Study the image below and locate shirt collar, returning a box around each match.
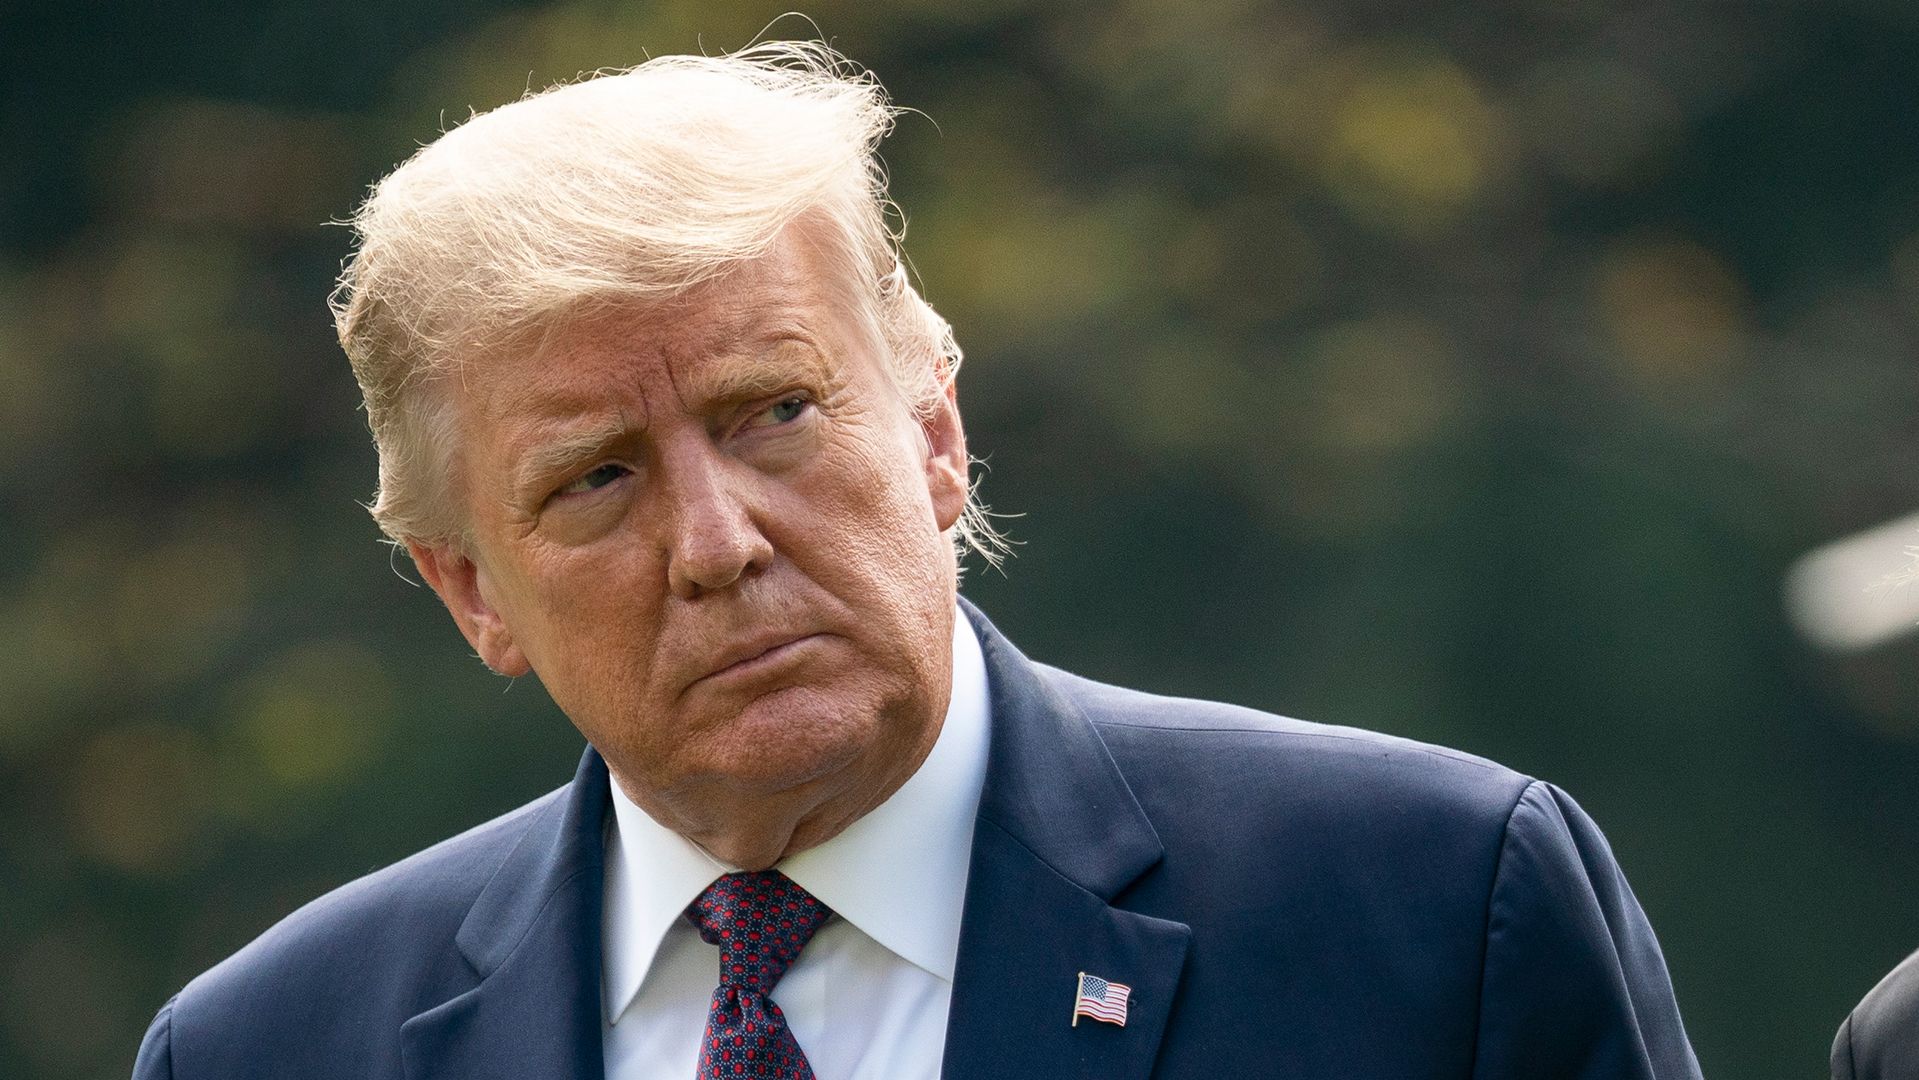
[601,607,992,1025]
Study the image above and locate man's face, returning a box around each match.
[411,226,970,859]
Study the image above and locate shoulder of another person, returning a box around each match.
[1836,947,1919,1080]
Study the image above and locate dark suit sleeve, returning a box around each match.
[132,997,177,1080]
[1832,1013,1858,1080]
[1470,781,1701,1080]
[1830,947,1919,1080]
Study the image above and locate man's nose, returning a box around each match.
[661,449,774,600]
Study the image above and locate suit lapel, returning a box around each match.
[401,749,610,1080]
[943,602,1191,1080]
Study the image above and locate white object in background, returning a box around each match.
[1785,511,1919,652]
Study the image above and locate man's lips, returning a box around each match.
[689,633,828,690]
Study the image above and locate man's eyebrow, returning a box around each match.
[511,413,633,494]
[693,337,835,404]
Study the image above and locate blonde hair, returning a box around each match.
[331,41,1002,563]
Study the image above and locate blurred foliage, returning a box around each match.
[5,1,1919,1077]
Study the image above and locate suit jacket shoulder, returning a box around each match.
[1044,662,1535,917]
[1047,661,1529,827]
[142,787,570,1080]
[1024,661,1699,1080]
[1835,947,1919,1080]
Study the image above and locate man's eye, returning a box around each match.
[748,396,809,427]
[558,463,627,496]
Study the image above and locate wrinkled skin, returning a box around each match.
[410,225,969,869]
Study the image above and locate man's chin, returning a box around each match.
[688,687,891,794]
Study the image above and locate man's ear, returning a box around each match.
[407,541,531,677]
[920,378,969,533]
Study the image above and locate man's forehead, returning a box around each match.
[475,255,853,423]
[479,315,840,421]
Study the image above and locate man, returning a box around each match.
[134,42,1701,1079]
[1834,948,1919,1079]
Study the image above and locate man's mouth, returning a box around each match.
[691,632,829,689]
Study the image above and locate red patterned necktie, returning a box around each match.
[686,870,833,1080]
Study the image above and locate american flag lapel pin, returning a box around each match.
[1072,970,1132,1028]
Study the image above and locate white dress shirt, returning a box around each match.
[601,610,992,1080]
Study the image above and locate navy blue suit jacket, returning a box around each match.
[134,602,1701,1078]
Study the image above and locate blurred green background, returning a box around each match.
[6,1,1919,1077]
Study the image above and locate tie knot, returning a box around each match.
[686,870,832,995]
